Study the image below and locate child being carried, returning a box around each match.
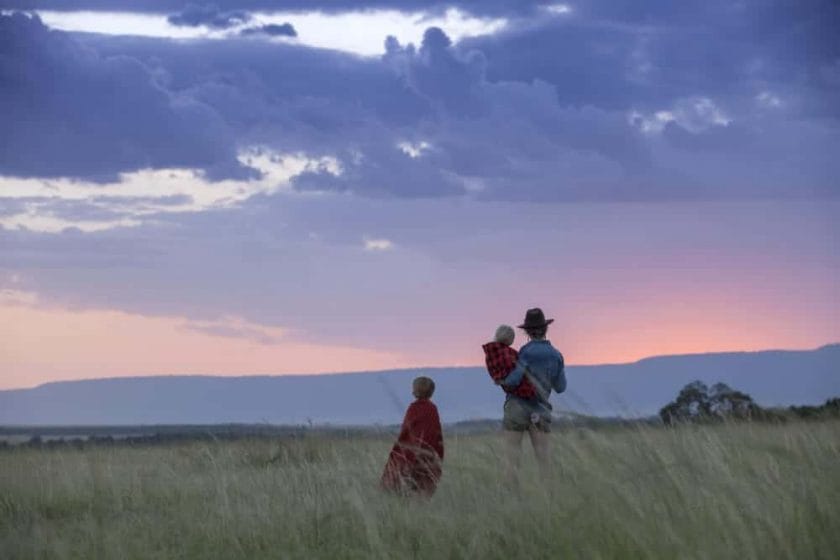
[482,325,537,400]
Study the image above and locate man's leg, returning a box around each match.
[527,427,551,476]
[502,429,524,487]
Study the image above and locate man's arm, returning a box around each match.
[552,353,567,394]
[501,358,528,388]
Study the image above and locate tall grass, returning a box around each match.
[1,421,838,559]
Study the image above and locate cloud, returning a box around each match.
[239,22,297,38]
[0,0,548,17]
[33,7,509,56]
[465,0,840,118]
[182,316,287,345]
[363,237,394,251]
[630,97,730,135]
[273,26,651,200]
[0,13,255,181]
[755,92,783,109]
[396,140,432,158]
[0,149,338,232]
[167,3,251,29]
[0,288,39,306]
[291,140,465,198]
[2,2,839,207]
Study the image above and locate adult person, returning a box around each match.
[500,308,566,479]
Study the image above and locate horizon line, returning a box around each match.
[5,341,837,392]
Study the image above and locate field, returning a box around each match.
[1,421,839,559]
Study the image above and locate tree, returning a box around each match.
[709,383,760,419]
[789,397,840,419]
[659,381,712,424]
[659,381,760,424]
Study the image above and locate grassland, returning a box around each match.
[1,420,838,559]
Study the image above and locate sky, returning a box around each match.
[0,0,838,389]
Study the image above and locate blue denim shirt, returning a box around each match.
[501,339,566,405]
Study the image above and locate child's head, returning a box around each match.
[412,376,436,399]
[494,324,515,346]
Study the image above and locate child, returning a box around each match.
[482,325,537,400]
[380,376,444,497]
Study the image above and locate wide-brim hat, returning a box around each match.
[518,307,554,329]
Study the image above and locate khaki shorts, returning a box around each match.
[503,398,551,433]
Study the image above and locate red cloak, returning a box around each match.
[380,398,444,496]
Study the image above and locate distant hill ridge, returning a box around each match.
[628,343,840,365]
[25,343,840,389]
[1,345,837,426]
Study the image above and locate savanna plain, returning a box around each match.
[1,421,838,560]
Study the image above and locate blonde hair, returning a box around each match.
[412,376,436,399]
[494,324,515,346]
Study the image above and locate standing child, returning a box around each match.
[482,325,537,400]
[380,376,444,497]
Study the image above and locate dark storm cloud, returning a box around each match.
[464,0,840,117]
[0,13,256,182]
[239,22,297,37]
[167,3,250,29]
[0,0,546,16]
[2,0,839,200]
[80,30,432,136]
[261,25,650,200]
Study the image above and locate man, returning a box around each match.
[500,308,566,479]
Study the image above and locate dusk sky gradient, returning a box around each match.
[1,0,838,389]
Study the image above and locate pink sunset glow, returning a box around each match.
[3,267,837,390]
[0,297,411,390]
